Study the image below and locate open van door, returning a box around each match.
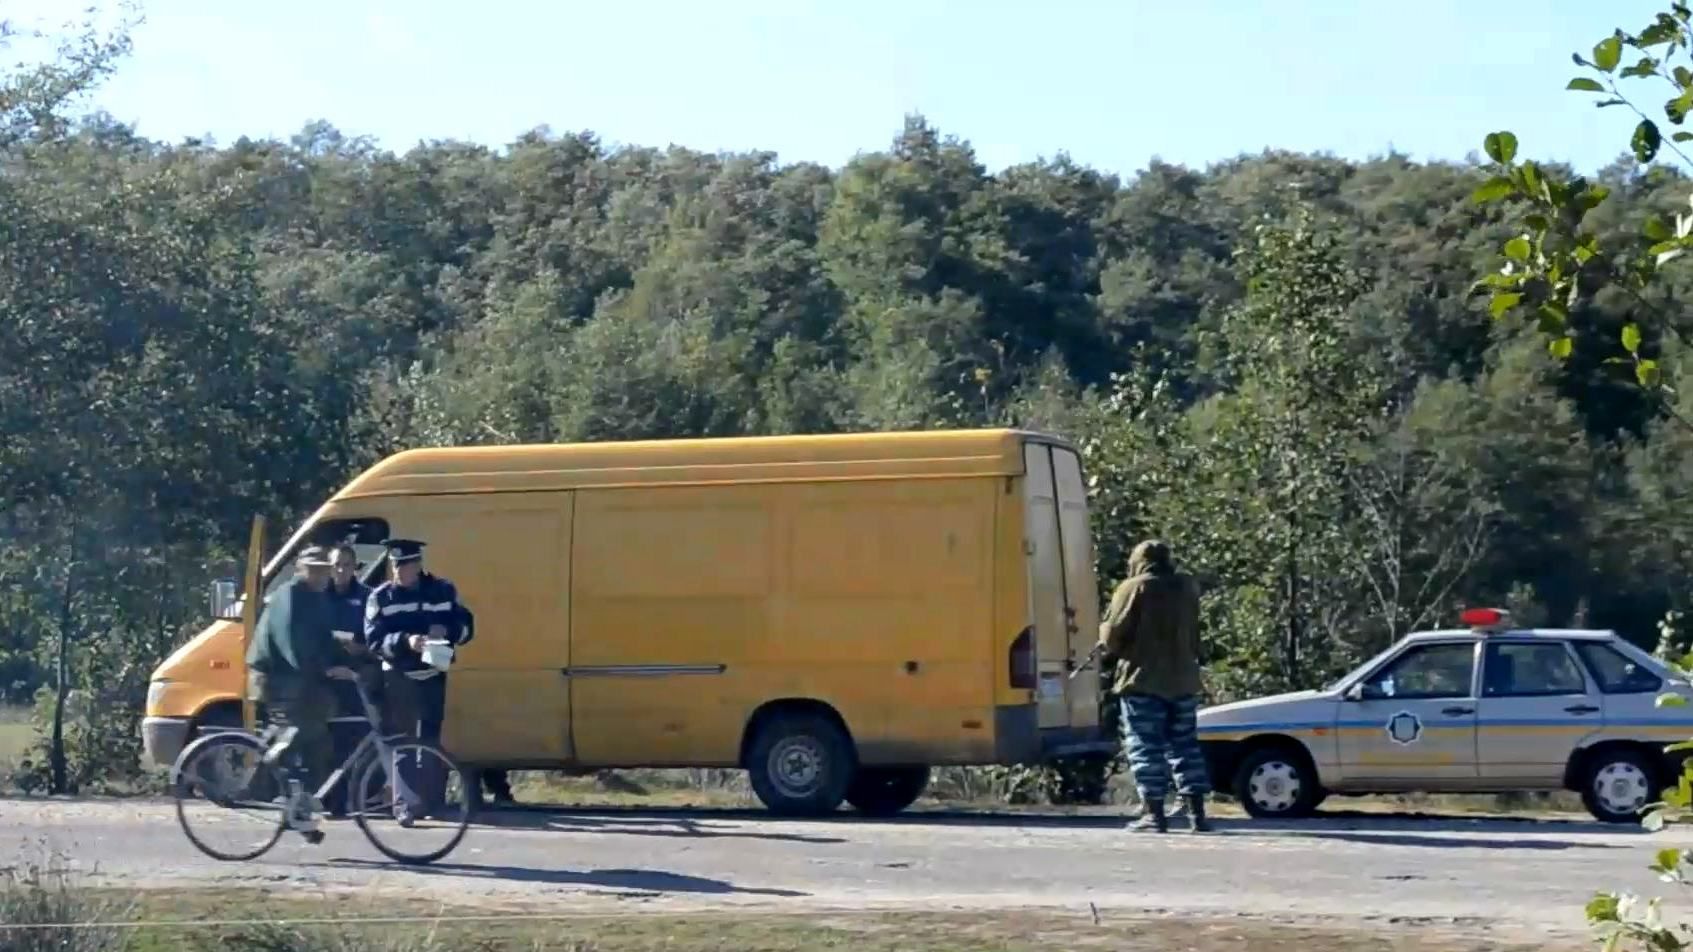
[1022,441,1100,732]
[239,514,266,731]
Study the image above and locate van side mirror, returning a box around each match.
[210,578,241,620]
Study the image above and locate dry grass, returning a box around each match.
[0,886,1576,952]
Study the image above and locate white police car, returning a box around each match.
[1196,609,1693,823]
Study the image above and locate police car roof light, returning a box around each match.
[1459,607,1510,630]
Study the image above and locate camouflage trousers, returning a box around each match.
[1119,693,1210,802]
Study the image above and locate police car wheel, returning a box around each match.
[747,712,854,817]
[1581,749,1660,824]
[1233,746,1320,819]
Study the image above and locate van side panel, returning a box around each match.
[361,493,576,766]
[782,477,997,765]
[569,477,999,768]
[570,485,774,765]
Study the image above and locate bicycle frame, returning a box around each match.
[306,672,401,804]
[173,664,474,866]
[173,668,406,809]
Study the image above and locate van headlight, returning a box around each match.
[145,680,170,715]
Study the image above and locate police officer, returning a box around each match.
[323,543,373,817]
[363,537,467,825]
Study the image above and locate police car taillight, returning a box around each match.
[1460,607,1510,630]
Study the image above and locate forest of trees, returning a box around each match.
[7,8,1693,793]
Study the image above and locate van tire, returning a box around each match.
[746,712,854,817]
[845,766,930,816]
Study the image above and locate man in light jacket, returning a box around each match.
[1098,539,1210,834]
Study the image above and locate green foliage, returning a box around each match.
[1474,6,1693,411]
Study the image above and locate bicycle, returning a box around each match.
[170,666,473,865]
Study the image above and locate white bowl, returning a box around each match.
[421,640,454,671]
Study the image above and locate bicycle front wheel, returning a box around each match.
[172,731,289,862]
[352,736,473,865]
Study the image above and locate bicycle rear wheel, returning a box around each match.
[352,736,473,865]
[172,731,288,861]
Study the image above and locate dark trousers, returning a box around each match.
[378,669,515,807]
[382,669,448,814]
[256,676,334,800]
[480,768,513,800]
[323,665,382,814]
[324,719,368,814]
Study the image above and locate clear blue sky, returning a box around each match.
[13,0,1672,175]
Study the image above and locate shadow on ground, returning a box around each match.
[473,811,846,844]
[1267,830,1620,851]
[470,801,1641,835]
[327,857,807,897]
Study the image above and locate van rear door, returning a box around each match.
[1051,446,1101,729]
[1022,441,1099,730]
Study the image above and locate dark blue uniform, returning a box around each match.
[364,567,465,819]
[364,571,464,733]
[363,538,512,809]
[328,578,374,708]
[365,573,463,671]
[324,577,372,815]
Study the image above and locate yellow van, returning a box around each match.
[143,428,1105,816]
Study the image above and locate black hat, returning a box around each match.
[296,545,331,567]
[381,538,427,564]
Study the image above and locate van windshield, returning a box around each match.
[259,516,392,603]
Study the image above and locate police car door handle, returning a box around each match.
[1441,705,1474,716]
[1564,704,1600,715]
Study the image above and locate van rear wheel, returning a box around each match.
[846,766,930,816]
[746,712,854,817]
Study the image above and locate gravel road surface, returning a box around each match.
[5,798,1687,941]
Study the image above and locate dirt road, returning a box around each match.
[4,798,1686,942]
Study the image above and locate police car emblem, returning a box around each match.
[1386,711,1423,745]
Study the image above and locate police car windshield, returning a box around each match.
[1325,641,1406,692]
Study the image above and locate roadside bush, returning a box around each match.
[928,756,1122,807]
[206,922,478,952]
[0,854,138,952]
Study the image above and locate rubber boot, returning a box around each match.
[1128,798,1168,833]
[1185,794,1212,833]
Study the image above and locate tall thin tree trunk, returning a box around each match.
[1285,544,1301,688]
[50,554,75,796]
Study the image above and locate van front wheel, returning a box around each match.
[747,713,854,817]
[846,766,930,816]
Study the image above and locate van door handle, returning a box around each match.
[1565,704,1600,715]
[1442,705,1474,717]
